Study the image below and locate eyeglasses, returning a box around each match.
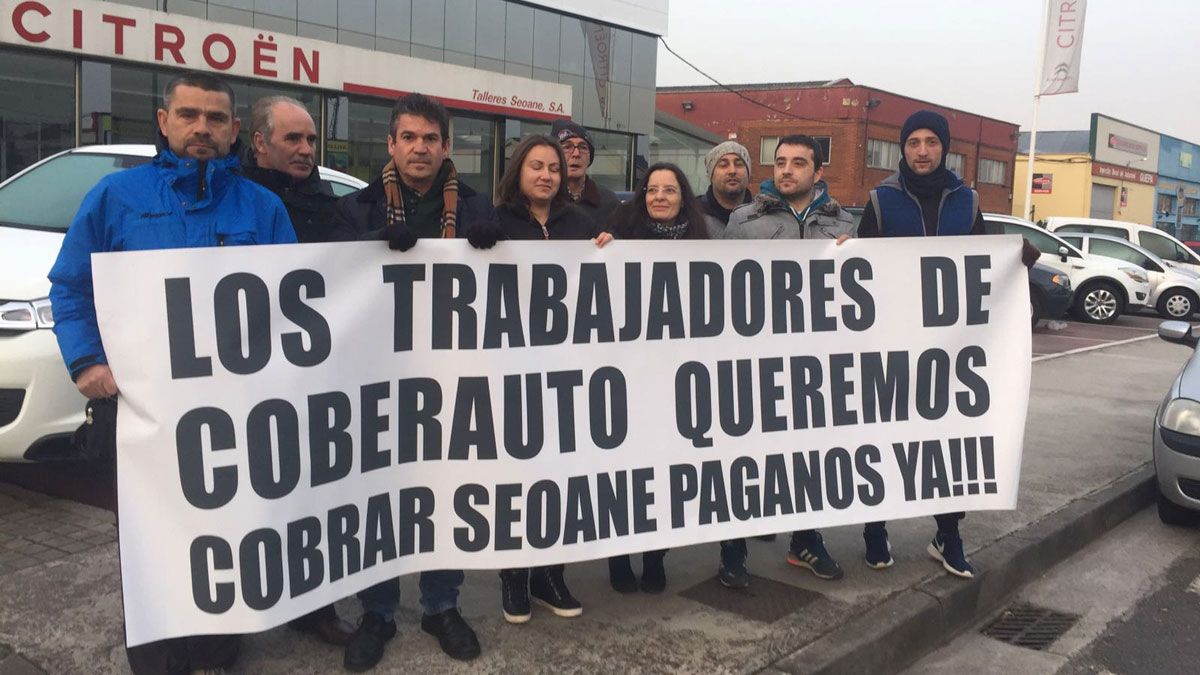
[561,142,590,155]
[644,186,680,197]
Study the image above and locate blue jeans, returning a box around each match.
[357,569,464,620]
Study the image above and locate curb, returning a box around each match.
[766,464,1156,675]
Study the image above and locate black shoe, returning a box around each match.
[343,611,396,672]
[608,556,638,594]
[530,566,583,617]
[288,604,354,646]
[640,552,667,594]
[499,569,531,623]
[718,558,751,589]
[420,608,481,661]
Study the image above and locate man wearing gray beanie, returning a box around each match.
[697,140,753,237]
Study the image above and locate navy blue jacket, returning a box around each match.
[48,143,295,378]
[330,172,494,242]
[863,172,981,238]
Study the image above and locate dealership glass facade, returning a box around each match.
[2,0,661,194]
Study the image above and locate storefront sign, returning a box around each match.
[1092,114,1160,172]
[1108,133,1149,157]
[1032,173,1053,194]
[91,237,1031,646]
[1092,162,1157,185]
[0,0,571,121]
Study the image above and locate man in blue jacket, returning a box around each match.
[48,71,294,674]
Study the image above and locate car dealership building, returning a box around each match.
[0,0,667,196]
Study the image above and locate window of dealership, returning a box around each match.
[0,0,661,194]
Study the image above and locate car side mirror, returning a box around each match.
[1058,245,1069,263]
[1159,320,1199,348]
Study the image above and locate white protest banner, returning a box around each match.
[91,236,1031,646]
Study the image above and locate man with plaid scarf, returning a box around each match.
[331,93,492,671]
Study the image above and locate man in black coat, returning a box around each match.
[552,119,622,228]
[330,93,489,672]
[696,140,753,237]
[332,96,492,248]
[243,96,341,244]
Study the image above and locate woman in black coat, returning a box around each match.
[603,162,708,594]
[466,134,611,625]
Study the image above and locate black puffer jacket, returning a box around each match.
[492,202,600,241]
[241,159,340,243]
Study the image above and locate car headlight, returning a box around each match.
[1161,398,1200,436]
[0,298,54,331]
[1050,273,1071,290]
[1120,267,1149,284]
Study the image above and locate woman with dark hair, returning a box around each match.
[606,162,709,243]
[603,162,707,595]
[467,134,613,245]
[466,134,610,625]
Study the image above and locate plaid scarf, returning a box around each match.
[382,158,459,239]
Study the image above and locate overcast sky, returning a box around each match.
[655,0,1200,142]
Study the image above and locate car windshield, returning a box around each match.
[0,153,149,232]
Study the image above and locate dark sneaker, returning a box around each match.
[420,608,481,661]
[499,569,531,624]
[608,556,638,594]
[928,532,974,578]
[530,566,583,617]
[863,526,895,570]
[718,558,751,589]
[787,533,845,580]
[640,552,667,594]
[343,611,397,672]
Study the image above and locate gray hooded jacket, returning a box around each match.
[723,180,857,240]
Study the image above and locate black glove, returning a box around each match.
[383,224,418,251]
[467,220,504,249]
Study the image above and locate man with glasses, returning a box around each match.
[551,120,621,228]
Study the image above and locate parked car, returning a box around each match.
[1056,233,1200,320]
[982,214,1151,324]
[1044,216,1200,276]
[0,144,366,462]
[1152,320,1200,525]
[1028,262,1072,328]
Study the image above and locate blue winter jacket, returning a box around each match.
[868,172,978,237]
[48,143,296,379]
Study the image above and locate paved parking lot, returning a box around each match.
[1032,310,1186,359]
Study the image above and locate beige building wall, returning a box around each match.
[1013,153,1092,220]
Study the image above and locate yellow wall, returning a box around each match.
[1014,153,1157,224]
[1013,153,1092,220]
[1091,177,1156,225]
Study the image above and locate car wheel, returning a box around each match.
[1030,287,1043,329]
[1157,489,1200,526]
[1156,288,1198,319]
[1073,281,1124,324]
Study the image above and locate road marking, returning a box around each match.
[1188,574,1200,596]
[1032,334,1158,362]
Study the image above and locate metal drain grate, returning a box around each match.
[678,574,821,623]
[980,603,1080,650]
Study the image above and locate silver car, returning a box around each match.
[1153,320,1200,525]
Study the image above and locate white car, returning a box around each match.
[1044,216,1200,276]
[1056,232,1200,320]
[0,144,366,462]
[983,214,1151,324]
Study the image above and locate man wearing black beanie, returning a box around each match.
[856,109,1036,579]
[551,119,622,228]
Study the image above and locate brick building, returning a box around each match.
[656,79,1019,212]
